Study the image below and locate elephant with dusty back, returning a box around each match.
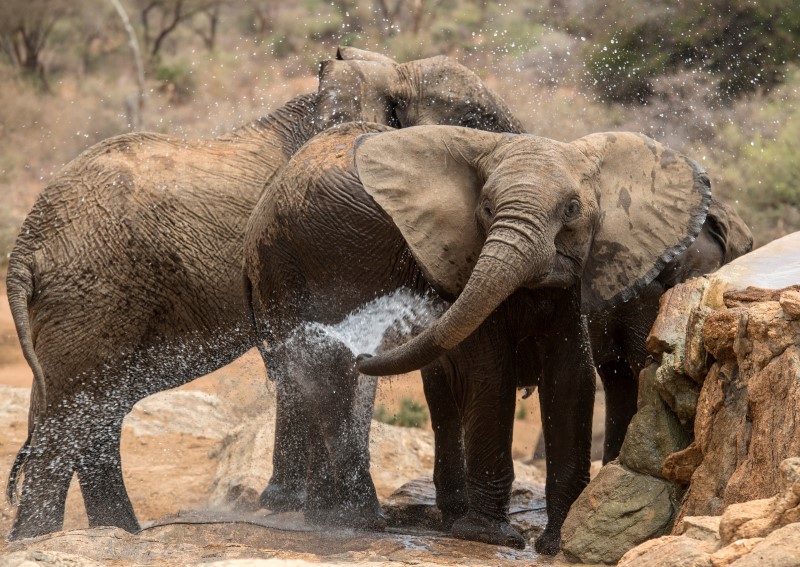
[4,47,523,540]
[243,122,711,552]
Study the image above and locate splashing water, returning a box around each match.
[303,289,445,356]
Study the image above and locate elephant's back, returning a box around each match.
[11,132,262,390]
[245,122,428,326]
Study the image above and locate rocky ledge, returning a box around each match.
[560,231,800,564]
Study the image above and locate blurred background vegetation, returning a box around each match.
[1,0,799,265]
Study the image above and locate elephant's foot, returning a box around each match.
[260,481,306,512]
[86,503,141,533]
[8,511,62,541]
[533,526,561,555]
[451,512,525,550]
[440,509,466,530]
[439,499,468,530]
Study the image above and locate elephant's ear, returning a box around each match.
[336,46,397,64]
[317,59,400,126]
[354,125,508,299]
[573,132,712,311]
[706,198,754,262]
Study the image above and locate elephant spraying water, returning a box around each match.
[4,47,523,540]
[243,122,711,552]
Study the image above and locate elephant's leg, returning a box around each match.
[261,377,309,512]
[303,418,338,525]
[421,362,468,529]
[8,416,75,540]
[326,370,384,530]
[597,358,638,464]
[76,414,139,531]
[450,351,523,549]
[289,332,383,530]
[535,295,595,555]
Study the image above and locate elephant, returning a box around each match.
[4,46,523,540]
[586,197,753,462]
[242,122,711,552]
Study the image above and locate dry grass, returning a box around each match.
[1,4,799,263]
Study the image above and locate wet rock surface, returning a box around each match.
[0,376,554,566]
[2,512,555,567]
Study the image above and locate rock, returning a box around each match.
[2,517,544,567]
[368,421,436,498]
[560,461,678,564]
[709,538,763,567]
[725,522,800,567]
[684,304,715,382]
[676,515,721,544]
[682,339,800,517]
[722,286,788,307]
[654,364,701,429]
[208,413,277,511]
[646,279,706,359]
[718,458,800,545]
[616,535,714,567]
[124,390,234,439]
[779,288,800,319]
[619,363,690,477]
[701,308,742,362]
[719,498,775,544]
[0,385,29,425]
[680,361,747,518]
[663,442,703,486]
[700,232,800,309]
[0,550,106,567]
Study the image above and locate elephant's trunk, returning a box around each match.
[357,227,549,376]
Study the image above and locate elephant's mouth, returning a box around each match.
[526,252,580,289]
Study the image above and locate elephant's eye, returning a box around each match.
[481,202,494,219]
[564,198,582,220]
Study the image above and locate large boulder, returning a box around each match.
[560,461,678,564]
[680,289,800,518]
[561,232,800,564]
[618,457,800,567]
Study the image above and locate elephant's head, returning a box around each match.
[353,126,711,376]
[316,49,523,134]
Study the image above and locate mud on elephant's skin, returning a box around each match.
[4,46,522,541]
[243,122,711,553]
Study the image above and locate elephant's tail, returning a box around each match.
[6,251,45,505]
[6,252,47,409]
[6,433,31,505]
[242,271,271,375]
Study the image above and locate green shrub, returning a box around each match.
[704,74,800,245]
[584,0,800,103]
[374,398,429,428]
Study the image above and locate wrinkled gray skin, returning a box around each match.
[5,46,522,541]
[244,123,710,552]
[586,198,753,462]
